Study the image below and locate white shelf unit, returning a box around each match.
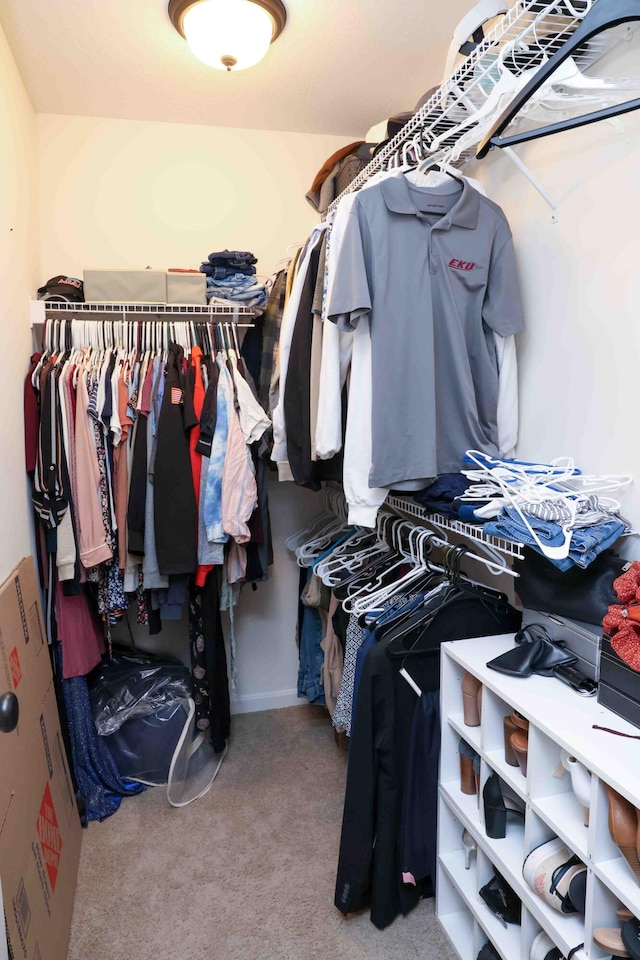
[438,634,640,960]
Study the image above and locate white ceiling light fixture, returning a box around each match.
[168,0,287,71]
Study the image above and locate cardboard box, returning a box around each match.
[0,558,82,960]
[83,269,167,303]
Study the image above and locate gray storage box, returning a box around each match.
[83,269,167,303]
[521,608,601,681]
[166,272,207,306]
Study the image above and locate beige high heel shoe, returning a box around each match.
[461,672,482,726]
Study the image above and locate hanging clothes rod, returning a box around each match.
[40,317,255,327]
[36,314,253,353]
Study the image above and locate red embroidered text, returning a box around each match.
[448,259,476,271]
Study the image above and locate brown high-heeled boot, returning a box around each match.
[461,672,482,726]
[510,729,528,777]
[503,715,519,766]
[604,783,640,883]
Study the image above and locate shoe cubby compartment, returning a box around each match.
[482,687,528,801]
[591,775,640,919]
[442,656,483,753]
[528,727,591,862]
[479,762,526,886]
[520,810,587,958]
[441,720,483,828]
[436,867,477,960]
[439,794,478,903]
[475,848,523,960]
[525,916,566,960]
[587,874,632,960]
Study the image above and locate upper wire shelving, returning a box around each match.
[327,0,613,216]
[30,298,254,318]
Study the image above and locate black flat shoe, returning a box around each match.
[477,943,501,960]
[483,772,525,839]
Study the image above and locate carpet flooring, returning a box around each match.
[68,705,457,960]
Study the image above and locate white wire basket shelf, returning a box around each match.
[32,298,254,317]
[385,494,525,561]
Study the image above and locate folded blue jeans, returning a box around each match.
[207,273,262,290]
[207,251,257,269]
[483,507,625,570]
[200,263,256,279]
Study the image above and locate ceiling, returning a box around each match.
[0,0,472,136]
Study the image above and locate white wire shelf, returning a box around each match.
[322,484,524,561]
[32,298,255,317]
[385,494,525,560]
[327,0,613,214]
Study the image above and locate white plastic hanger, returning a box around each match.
[341,516,412,612]
[441,0,509,87]
[285,510,335,552]
[460,450,631,560]
[349,524,436,616]
[314,508,399,584]
[295,515,349,568]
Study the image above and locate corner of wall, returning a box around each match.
[0,21,40,581]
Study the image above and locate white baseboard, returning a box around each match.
[230,688,303,715]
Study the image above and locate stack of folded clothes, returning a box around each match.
[199,250,269,312]
[412,454,631,571]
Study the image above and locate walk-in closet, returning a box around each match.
[2,1,640,959]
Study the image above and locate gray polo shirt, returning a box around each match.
[326,173,525,488]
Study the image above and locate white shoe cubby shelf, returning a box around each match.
[438,634,640,960]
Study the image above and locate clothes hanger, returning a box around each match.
[313,530,387,585]
[381,580,463,658]
[364,550,447,634]
[441,0,509,87]
[340,518,413,611]
[309,527,361,573]
[349,523,438,616]
[434,40,551,158]
[328,514,409,599]
[461,451,578,560]
[294,515,350,567]
[285,509,336,552]
[383,546,511,659]
[461,450,631,502]
[476,0,640,157]
[421,515,517,578]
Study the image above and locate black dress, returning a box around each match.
[154,343,198,575]
[335,593,521,929]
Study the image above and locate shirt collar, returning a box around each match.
[379,172,480,229]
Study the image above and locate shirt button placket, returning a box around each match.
[428,229,437,276]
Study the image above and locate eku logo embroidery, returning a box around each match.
[449,258,476,271]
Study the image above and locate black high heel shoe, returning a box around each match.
[483,772,525,839]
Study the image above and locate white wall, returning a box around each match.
[36,113,350,280]
[473,98,640,540]
[35,113,352,711]
[0,22,38,584]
